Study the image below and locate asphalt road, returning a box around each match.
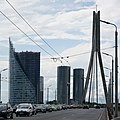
[0,108,105,120]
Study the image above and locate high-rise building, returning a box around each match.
[73,68,84,104]
[9,39,40,105]
[40,76,44,104]
[57,66,70,104]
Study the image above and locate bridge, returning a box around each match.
[0,108,108,120]
[81,10,118,120]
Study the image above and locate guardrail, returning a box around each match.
[98,108,108,120]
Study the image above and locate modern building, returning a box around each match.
[57,66,70,104]
[39,76,44,104]
[9,39,40,105]
[73,68,84,104]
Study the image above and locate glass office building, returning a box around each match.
[9,40,40,105]
[57,66,70,104]
[73,68,84,104]
[40,76,44,104]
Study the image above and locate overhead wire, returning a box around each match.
[0,11,53,57]
[42,46,114,60]
[0,11,65,66]
[4,0,114,68]
[5,0,70,66]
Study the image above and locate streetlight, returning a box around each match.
[47,84,52,103]
[55,88,57,101]
[103,52,114,110]
[104,66,114,116]
[67,82,70,105]
[100,20,118,117]
[0,68,8,102]
[104,67,112,94]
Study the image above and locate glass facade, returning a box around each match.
[73,68,84,104]
[40,76,44,104]
[9,40,40,105]
[57,66,70,104]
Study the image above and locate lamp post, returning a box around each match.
[55,89,57,101]
[0,68,8,102]
[100,20,118,117]
[104,66,112,100]
[103,52,114,110]
[104,66,114,117]
[47,84,52,103]
[67,82,70,105]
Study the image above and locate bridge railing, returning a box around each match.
[98,108,108,120]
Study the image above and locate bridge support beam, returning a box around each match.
[82,11,112,119]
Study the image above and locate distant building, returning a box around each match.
[9,39,40,105]
[57,66,70,104]
[73,68,84,104]
[40,76,44,104]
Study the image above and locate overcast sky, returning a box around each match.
[0,0,120,103]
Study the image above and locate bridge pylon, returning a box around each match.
[82,11,112,119]
[82,11,107,103]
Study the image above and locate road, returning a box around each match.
[0,108,105,120]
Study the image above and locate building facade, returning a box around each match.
[40,76,44,104]
[57,66,70,104]
[73,68,84,104]
[9,40,40,105]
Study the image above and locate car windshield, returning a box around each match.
[0,104,7,108]
[18,105,30,109]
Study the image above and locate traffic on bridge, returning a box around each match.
[0,104,106,120]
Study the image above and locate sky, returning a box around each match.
[0,0,120,103]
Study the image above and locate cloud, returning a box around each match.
[0,0,119,102]
[75,0,96,3]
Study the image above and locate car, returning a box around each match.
[51,104,57,111]
[83,105,89,109]
[45,104,52,112]
[13,104,18,113]
[34,104,46,113]
[56,104,62,111]
[77,104,83,109]
[0,103,13,119]
[32,105,37,115]
[94,105,100,109]
[62,104,67,110]
[15,103,34,117]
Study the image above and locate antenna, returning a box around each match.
[96,4,98,12]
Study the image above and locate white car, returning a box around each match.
[15,103,33,117]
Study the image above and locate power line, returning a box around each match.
[6,0,57,54]
[64,46,114,58]
[4,1,114,68]
[43,75,74,78]
[6,0,70,66]
[0,11,53,57]
[0,11,65,66]
[42,46,114,60]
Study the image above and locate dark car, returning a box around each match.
[94,105,100,109]
[83,105,89,109]
[45,104,52,112]
[13,104,18,113]
[62,104,67,110]
[0,103,13,119]
[34,104,46,113]
[32,105,37,115]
